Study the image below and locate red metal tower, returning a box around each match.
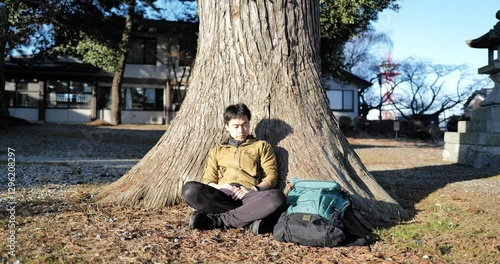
[377,53,400,120]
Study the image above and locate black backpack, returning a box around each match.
[272,179,351,247]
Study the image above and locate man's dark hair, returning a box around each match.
[224,103,251,124]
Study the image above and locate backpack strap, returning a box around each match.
[343,235,372,251]
[340,193,375,250]
[345,194,373,233]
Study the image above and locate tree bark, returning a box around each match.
[96,0,408,230]
[109,1,135,126]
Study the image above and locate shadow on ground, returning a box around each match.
[349,136,499,224]
[371,163,499,219]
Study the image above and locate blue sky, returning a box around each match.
[372,0,499,72]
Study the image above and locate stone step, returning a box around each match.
[444,131,500,146]
[458,120,500,133]
[443,142,500,168]
[471,105,500,120]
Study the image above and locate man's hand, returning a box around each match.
[231,186,254,200]
[214,183,239,196]
[209,183,256,200]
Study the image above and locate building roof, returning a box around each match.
[466,10,500,49]
[464,88,492,107]
[5,19,198,82]
[326,68,372,88]
[5,56,109,82]
[134,19,198,35]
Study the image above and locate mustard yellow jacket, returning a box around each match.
[201,137,278,188]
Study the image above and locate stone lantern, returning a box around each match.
[442,10,500,168]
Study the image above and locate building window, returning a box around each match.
[171,85,187,111]
[47,80,92,109]
[97,87,111,110]
[5,79,39,108]
[179,35,197,66]
[127,38,157,65]
[327,89,354,111]
[121,87,163,111]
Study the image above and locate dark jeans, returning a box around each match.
[182,181,286,229]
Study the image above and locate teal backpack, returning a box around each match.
[273,179,351,247]
[287,179,351,219]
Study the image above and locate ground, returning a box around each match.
[0,123,498,263]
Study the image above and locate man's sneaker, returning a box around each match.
[188,211,222,230]
[248,219,265,235]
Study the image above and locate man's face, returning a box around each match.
[225,116,249,141]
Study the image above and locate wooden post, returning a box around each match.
[90,83,97,121]
[164,80,171,124]
[38,80,45,121]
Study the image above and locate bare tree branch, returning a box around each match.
[389,58,485,122]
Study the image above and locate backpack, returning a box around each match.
[273,179,351,247]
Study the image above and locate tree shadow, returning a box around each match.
[0,196,87,218]
[255,119,293,191]
[371,163,500,219]
[342,138,500,237]
[350,140,440,150]
[340,162,499,239]
[350,144,400,149]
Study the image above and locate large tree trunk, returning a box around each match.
[96,0,408,230]
[109,1,135,126]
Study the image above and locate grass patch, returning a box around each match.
[376,213,457,254]
[376,189,499,263]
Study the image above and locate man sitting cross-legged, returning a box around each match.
[181,103,286,234]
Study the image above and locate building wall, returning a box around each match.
[8,108,38,122]
[124,35,192,82]
[8,108,93,123]
[6,29,190,125]
[98,109,165,124]
[124,64,169,80]
[46,109,92,123]
[323,76,360,124]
